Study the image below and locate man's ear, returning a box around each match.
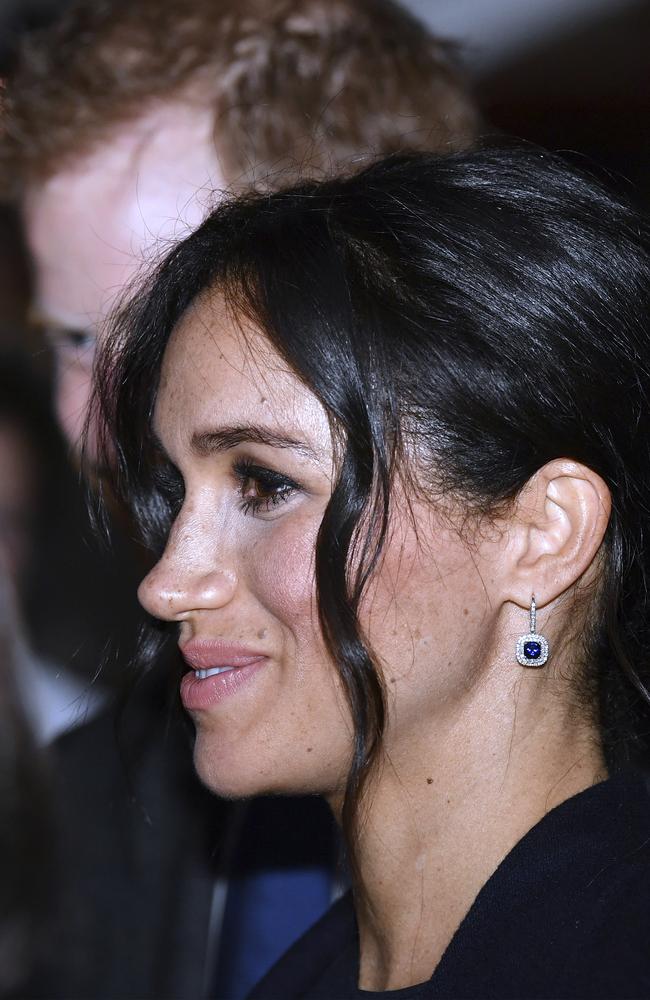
[505,459,611,610]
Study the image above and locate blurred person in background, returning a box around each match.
[0,351,133,996]
[3,0,478,452]
[0,353,105,743]
[0,1,480,996]
[0,208,30,351]
[0,564,53,999]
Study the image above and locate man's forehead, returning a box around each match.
[23,100,228,331]
[25,100,226,247]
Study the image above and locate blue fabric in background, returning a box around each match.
[214,796,337,1000]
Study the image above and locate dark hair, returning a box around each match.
[95,146,650,875]
[0,0,478,196]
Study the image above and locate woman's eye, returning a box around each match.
[235,461,299,516]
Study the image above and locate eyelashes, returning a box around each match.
[233,458,301,515]
[149,456,301,521]
[150,461,185,518]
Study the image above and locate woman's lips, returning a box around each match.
[179,640,270,711]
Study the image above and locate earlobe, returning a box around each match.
[508,459,611,609]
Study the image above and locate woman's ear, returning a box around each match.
[505,459,611,609]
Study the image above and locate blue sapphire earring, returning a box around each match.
[516,594,549,667]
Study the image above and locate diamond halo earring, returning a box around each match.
[516,594,549,667]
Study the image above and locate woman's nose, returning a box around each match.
[137,524,237,622]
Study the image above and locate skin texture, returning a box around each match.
[140,293,610,990]
[23,101,225,448]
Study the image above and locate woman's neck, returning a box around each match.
[346,672,606,992]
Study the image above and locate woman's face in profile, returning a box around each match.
[139,294,499,801]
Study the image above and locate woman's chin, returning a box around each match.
[191,739,287,799]
[191,735,346,801]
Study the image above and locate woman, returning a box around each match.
[95,147,650,998]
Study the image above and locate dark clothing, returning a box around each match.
[35,676,336,1000]
[250,770,650,1000]
[215,797,336,998]
[41,691,226,999]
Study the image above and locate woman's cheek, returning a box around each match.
[249,508,321,625]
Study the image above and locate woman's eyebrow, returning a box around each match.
[191,424,317,459]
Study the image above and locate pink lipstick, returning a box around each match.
[179,640,269,711]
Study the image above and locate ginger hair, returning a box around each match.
[0,0,479,194]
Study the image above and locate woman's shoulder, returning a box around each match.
[563,804,650,997]
[432,767,650,999]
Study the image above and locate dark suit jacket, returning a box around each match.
[32,671,337,1000]
[36,677,227,1000]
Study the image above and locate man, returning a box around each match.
[2,0,477,448]
[1,1,479,996]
